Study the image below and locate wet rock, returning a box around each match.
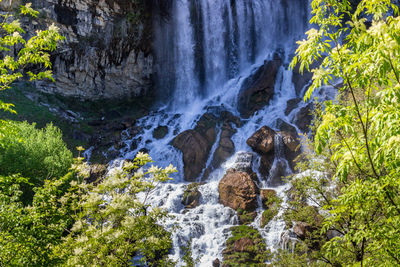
[210,123,236,170]
[220,111,242,127]
[285,98,301,115]
[246,126,276,155]
[212,258,221,267]
[276,118,297,135]
[238,57,282,118]
[181,183,201,209]
[267,159,289,186]
[279,130,301,170]
[152,125,168,139]
[173,130,210,181]
[294,102,314,133]
[259,153,275,177]
[218,170,258,211]
[279,131,300,152]
[194,113,218,145]
[292,63,313,96]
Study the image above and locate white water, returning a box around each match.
[112,0,335,265]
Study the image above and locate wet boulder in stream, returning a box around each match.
[173,113,218,181]
[172,130,210,181]
[218,169,259,212]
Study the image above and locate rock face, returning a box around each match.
[218,170,258,211]
[238,55,282,118]
[21,0,155,100]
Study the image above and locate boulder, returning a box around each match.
[181,183,202,209]
[279,131,300,152]
[210,123,236,169]
[173,130,210,181]
[276,118,297,135]
[153,125,169,139]
[285,98,301,115]
[292,63,313,96]
[222,226,268,266]
[218,170,258,211]
[233,238,254,252]
[294,102,313,133]
[238,57,282,118]
[293,222,314,240]
[246,126,276,155]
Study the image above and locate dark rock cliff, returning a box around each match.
[3,0,156,100]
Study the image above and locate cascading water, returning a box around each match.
[112,0,334,265]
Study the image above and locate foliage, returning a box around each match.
[0,121,73,203]
[0,1,64,142]
[0,171,78,266]
[287,0,400,265]
[56,152,176,266]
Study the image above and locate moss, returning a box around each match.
[237,209,257,225]
[222,225,270,266]
[260,208,278,228]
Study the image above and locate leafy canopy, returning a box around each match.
[289,0,400,265]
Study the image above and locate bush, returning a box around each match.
[0,121,73,190]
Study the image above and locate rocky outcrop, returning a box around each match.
[238,55,282,118]
[218,170,258,211]
[18,0,156,100]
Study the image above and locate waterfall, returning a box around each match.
[114,0,328,265]
[153,0,309,110]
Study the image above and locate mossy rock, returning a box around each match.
[182,183,201,208]
[260,208,278,228]
[237,209,257,225]
[222,225,270,266]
